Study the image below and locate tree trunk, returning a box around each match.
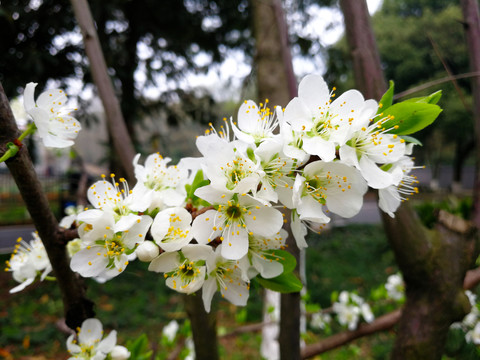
[339,1,479,358]
[461,0,480,229]
[184,294,219,360]
[251,1,300,359]
[70,0,136,183]
[339,0,386,101]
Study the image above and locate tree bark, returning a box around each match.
[184,294,219,360]
[70,0,136,183]
[461,0,480,229]
[339,0,386,101]
[339,1,479,358]
[0,82,94,329]
[251,1,301,359]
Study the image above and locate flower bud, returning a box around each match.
[136,241,160,262]
[111,345,131,360]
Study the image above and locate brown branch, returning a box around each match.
[221,321,275,339]
[70,0,136,183]
[302,310,402,359]
[0,82,94,329]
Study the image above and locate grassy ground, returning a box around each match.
[0,223,405,359]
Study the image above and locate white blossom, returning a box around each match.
[23,82,81,148]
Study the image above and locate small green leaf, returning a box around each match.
[125,333,152,360]
[186,170,210,206]
[377,80,394,113]
[403,90,442,105]
[263,249,297,274]
[256,272,303,293]
[380,102,442,135]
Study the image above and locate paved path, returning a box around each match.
[0,225,36,254]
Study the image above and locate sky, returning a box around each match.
[138,0,383,102]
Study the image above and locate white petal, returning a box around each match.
[252,254,283,278]
[244,206,283,237]
[97,330,117,353]
[298,74,330,110]
[78,318,103,346]
[23,82,37,111]
[70,247,109,278]
[237,100,261,133]
[221,226,249,260]
[114,213,141,233]
[302,136,336,162]
[202,277,218,313]
[291,216,308,249]
[148,251,180,273]
[359,156,395,189]
[191,210,222,244]
[284,97,313,131]
[182,244,214,261]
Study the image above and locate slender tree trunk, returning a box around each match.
[0,83,94,330]
[339,0,386,101]
[461,0,480,229]
[184,294,219,360]
[70,0,136,183]
[251,1,300,359]
[339,1,479,358]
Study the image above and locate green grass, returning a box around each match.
[0,224,404,359]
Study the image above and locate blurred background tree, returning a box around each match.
[326,0,473,188]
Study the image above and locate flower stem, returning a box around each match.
[17,122,37,142]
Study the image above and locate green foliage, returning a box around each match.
[378,80,395,112]
[381,102,442,135]
[125,334,153,360]
[185,170,210,207]
[256,271,303,293]
[414,197,473,229]
[306,225,395,307]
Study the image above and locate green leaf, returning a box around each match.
[380,102,442,135]
[186,170,210,206]
[125,333,152,360]
[400,135,423,146]
[256,272,303,293]
[403,90,442,105]
[262,249,297,274]
[377,80,394,113]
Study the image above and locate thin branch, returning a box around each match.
[301,310,402,359]
[427,34,470,112]
[393,71,480,99]
[0,82,94,329]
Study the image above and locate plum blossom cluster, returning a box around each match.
[310,291,374,331]
[68,75,424,311]
[8,75,434,313]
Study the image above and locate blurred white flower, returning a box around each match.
[23,82,81,148]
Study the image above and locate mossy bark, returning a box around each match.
[339,0,480,358]
[383,205,477,359]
